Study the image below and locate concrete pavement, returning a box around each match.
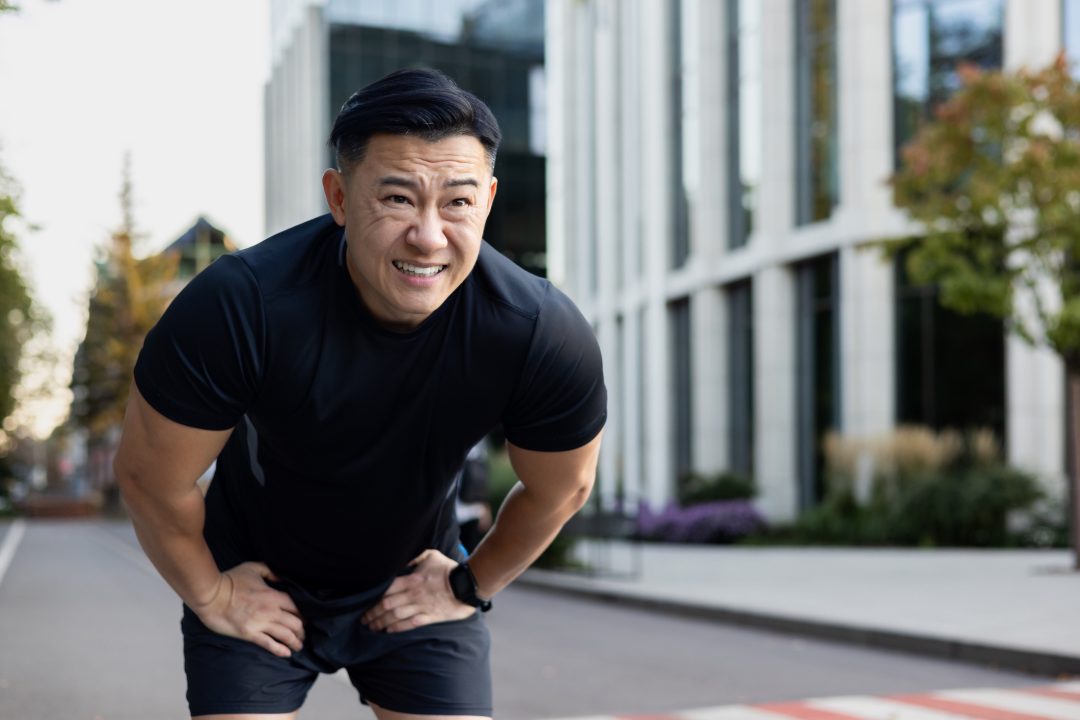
[519,540,1080,676]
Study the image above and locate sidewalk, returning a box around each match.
[518,540,1080,676]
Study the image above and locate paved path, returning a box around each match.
[521,540,1080,674]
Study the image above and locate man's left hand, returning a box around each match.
[361,549,476,633]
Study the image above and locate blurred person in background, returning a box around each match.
[456,439,492,555]
[113,68,605,720]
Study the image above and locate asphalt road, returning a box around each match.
[0,520,1045,720]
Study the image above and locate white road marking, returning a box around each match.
[539,683,1080,720]
[938,688,1080,720]
[810,695,975,719]
[0,518,26,589]
[681,705,804,720]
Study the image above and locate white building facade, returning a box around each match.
[547,0,1071,520]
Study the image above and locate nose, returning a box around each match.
[406,207,448,255]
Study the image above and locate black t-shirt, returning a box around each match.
[134,214,606,593]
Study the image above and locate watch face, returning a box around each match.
[450,565,475,604]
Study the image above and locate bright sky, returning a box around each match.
[0,0,270,436]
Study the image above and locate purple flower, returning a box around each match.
[636,499,766,544]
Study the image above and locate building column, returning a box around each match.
[754,265,799,521]
[691,287,727,475]
[1004,0,1060,71]
[639,0,674,508]
[839,245,894,440]
[594,0,621,512]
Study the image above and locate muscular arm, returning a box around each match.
[113,386,304,657]
[467,431,602,598]
[362,431,601,633]
[113,385,232,609]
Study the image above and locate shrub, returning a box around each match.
[637,499,766,544]
[788,427,1050,547]
[677,471,756,506]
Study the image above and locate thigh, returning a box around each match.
[347,612,492,718]
[182,606,317,718]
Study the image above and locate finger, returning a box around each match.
[267,622,305,653]
[369,603,422,632]
[276,592,302,618]
[410,549,435,566]
[386,613,430,634]
[255,632,294,658]
[276,610,305,640]
[249,562,280,581]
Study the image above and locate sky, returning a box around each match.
[0,0,270,436]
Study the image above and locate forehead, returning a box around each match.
[355,133,490,180]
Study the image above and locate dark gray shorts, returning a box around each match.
[181,577,492,717]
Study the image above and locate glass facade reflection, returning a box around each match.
[895,255,1005,439]
[1066,0,1080,71]
[327,0,547,275]
[795,0,839,226]
[728,0,762,248]
[727,281,754,479]
[893,0,1003,159]
[796,254,839,508]
[670,298,693,483]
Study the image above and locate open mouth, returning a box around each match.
[393,260,447,278]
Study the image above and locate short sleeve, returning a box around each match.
[502,284,607,452]
[133,254,265,430]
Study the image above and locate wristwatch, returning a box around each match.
[448,562,493,612]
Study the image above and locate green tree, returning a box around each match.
[889,55,1080,566]
[0,162,50,443]
[70,162,176,441]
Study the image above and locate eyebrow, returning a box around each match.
[376,176,479,190]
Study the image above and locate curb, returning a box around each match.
[516,572,1080,677]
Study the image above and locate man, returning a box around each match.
[113,68,606,720]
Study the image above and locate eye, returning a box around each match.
[387,195,411,205]
[449,198,472,208]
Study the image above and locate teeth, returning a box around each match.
[393,261,445,277]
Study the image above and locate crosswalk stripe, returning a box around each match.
[938,689,1080,720]
[1024,687,1080,704]
[888,693,1056,720]
[753,702,864,720]
[542,683,1080,720]
[679,707,803,720]
[809,696,976,720]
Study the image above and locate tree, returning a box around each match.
[889,54,1080,566]
[70,161,176,441]
[0,161,50,444]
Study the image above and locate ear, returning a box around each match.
[322,169,347,226]
[486,176,498,210]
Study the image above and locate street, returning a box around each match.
[0,520,1063,720]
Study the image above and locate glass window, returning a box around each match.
[796,254,840,508]
[894,254,1006,439]
[1065,0,1080,72]
[893,0,1004,160]
[795,0,839,226]
[671,0,690,269]
[670,299,693,483]
[326,1,547,276]
[727,281,754,478]
[728,0,762,248]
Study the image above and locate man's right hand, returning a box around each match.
[192,562,306,658]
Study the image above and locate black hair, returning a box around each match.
[329,67,501,172]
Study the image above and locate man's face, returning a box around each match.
[322,133,497,331]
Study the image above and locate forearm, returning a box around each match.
[466,479,589,598]
[119,475,223,609]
